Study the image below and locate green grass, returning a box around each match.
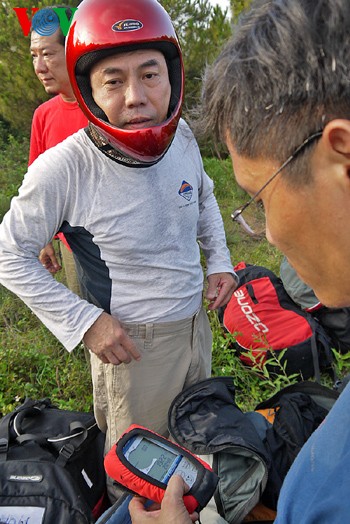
[0,288,93,415]
[1,138,349,417]
[0,132,29,222]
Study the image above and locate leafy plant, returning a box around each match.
[210,312,302,410]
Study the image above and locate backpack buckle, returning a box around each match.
[0,438,9,454]
[56,442,75,466]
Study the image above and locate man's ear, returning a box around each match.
[323,119,350,159]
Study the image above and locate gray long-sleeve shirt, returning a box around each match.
[0,119,234,350]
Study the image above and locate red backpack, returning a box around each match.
[222,262,333,380]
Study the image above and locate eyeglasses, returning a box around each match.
[231,131,323,237]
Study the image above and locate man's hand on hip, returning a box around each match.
[83,312,141,365]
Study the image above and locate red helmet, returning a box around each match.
[66,0,184,164]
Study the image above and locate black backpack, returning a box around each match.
[221,262,334,381]
[0,398,108,524]
[280,256,350,354]
[168,376,339,523]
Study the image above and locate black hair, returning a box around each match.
[199,0,350,183]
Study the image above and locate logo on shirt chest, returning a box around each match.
[178,180,193,201]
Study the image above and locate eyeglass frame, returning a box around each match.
[231,130,323,235]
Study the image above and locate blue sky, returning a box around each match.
[208,0,231,12]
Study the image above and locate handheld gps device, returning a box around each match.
[104,424,219,513]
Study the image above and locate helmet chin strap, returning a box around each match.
[85,123,162,167]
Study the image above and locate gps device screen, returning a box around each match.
[123,434,198,487]
[124,436,178,482]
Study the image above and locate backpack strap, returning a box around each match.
[9,399,54,449]
[12,399,51,436]
[311,334,321,383]
[16,419,89,466]
[0,437,8,461]
[0,398,49,461]
[0,414,13,461]
[55,421,89,466]
[0,399,90,466]
[311,322,339,385]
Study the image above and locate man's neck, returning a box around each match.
[60,92,77,103]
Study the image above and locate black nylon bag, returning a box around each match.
[0,398,107,524]
[255,381,339,509]
[168,377,339,523]
[314,306,350,353]
[280,256,350,354]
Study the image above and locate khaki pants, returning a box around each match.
[90,307,212,502]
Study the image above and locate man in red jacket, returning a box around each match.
[29,6,88,294]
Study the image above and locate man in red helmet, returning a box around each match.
[129,0,350,522]
[0,0,237,501]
